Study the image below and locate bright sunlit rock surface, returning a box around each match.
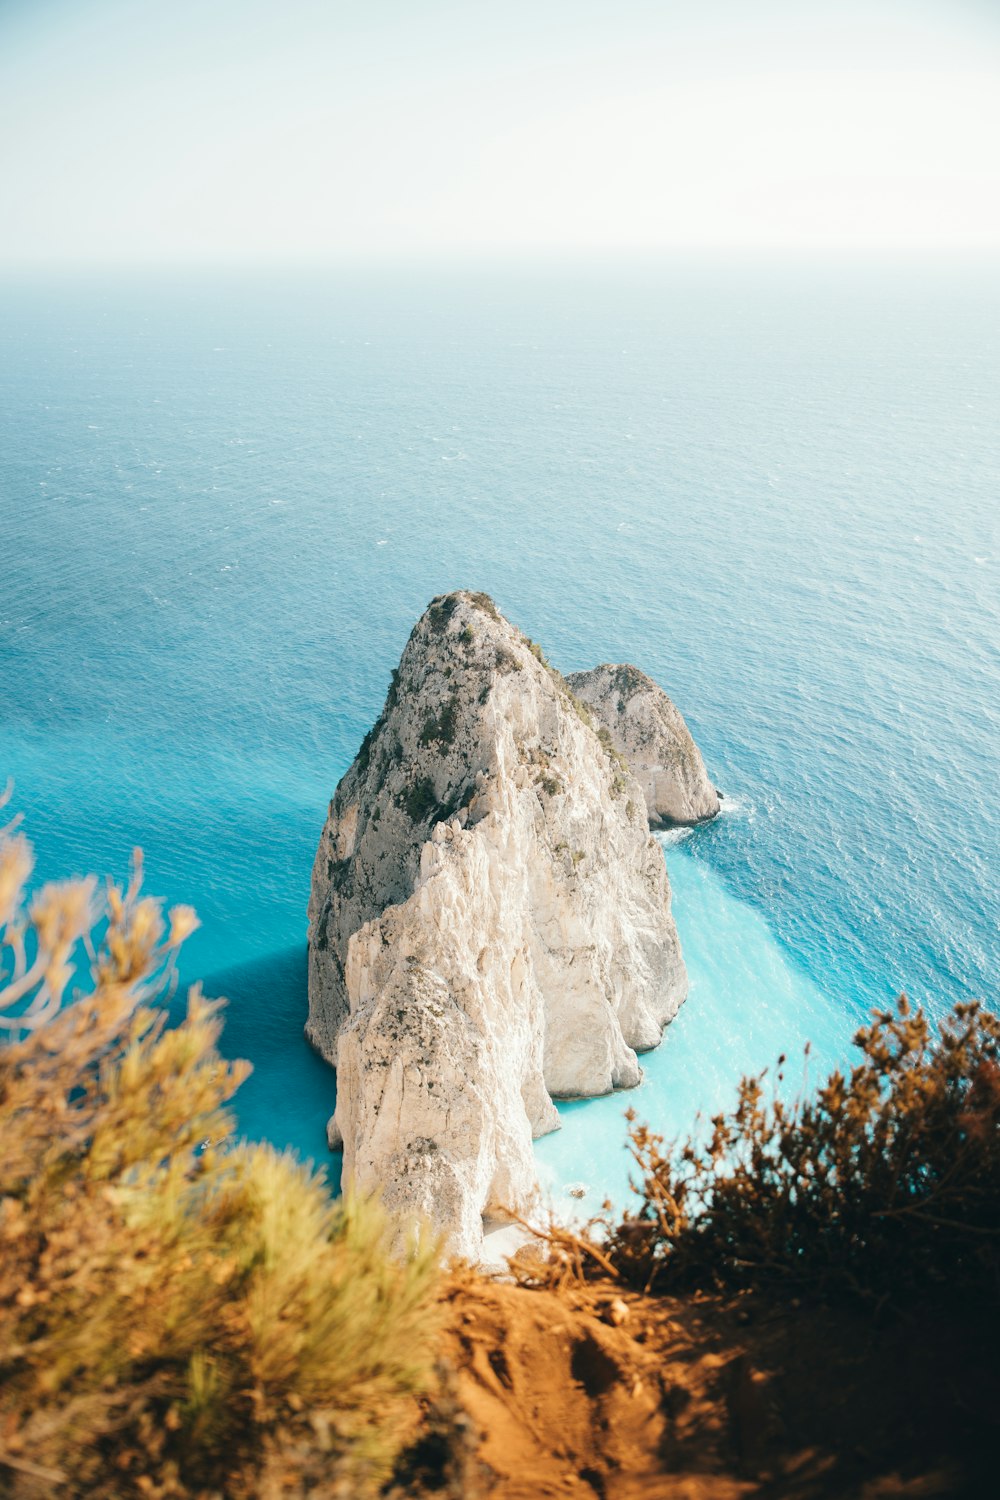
[306,590,709,1258]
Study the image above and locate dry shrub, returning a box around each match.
[602,997,1000,1302]
[0,800,440,1499]
[511,997,1000,1309]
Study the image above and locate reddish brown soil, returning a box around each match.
[432,1273,998,1500]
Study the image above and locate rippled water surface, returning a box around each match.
[1,260,997,1195]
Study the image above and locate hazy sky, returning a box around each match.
[1,0,998,265]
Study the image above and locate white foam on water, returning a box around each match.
[716,791,753,818]
[657,825,693,847]
[653,793,751,851]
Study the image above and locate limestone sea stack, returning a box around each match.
[566,664,720,828]
[306,592,705,1259]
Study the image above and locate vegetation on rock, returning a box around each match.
[398,775,442,824]
[419,694,459,748]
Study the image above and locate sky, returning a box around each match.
[0,0,998,266]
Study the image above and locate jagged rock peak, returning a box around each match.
[306,590,688,1260]
[566,663,720,828]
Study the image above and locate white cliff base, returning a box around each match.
[307,592,703,1260]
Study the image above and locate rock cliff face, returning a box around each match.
[566,665,719,828]
[307,592,692,1260]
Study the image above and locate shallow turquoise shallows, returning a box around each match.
[1,259,997,1207]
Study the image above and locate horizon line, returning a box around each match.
[1,244,999,278]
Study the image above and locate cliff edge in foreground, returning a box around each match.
[307,592,711,1258]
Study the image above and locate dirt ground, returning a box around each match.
[425,1271,998,1500]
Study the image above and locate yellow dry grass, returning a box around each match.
[0,793,441,1499]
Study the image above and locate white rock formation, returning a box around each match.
[566,664,720,828]
[307,591,689,1260]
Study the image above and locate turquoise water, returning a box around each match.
[1,260,997,1204]
[537,831,849,1213]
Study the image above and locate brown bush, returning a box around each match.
[511,996,1000,1312]
[0,800,440,1499]
[595,996,1000,1302]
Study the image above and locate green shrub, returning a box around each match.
[493,646,522,675]
[563,687,595,731]
[399,776,439,824]
[427,596,459,634]
[596,725,629,776]
[419,694,459,748]
[609,664,645,703]
[355,718,383,776]
[0,812,440,1498]
[525,638,549,668]
[466,592,500,623]
[419,714,438,746]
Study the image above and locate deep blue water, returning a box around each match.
[1,260,997,1207]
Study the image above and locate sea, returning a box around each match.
[1,258,997,1215]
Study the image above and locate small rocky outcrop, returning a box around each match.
[307,592,693,1260]
[566,665,719,828]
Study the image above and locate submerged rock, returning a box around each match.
[307,591,692,1259]
[566,664,719,828]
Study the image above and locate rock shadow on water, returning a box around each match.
[201,944,341,1190]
